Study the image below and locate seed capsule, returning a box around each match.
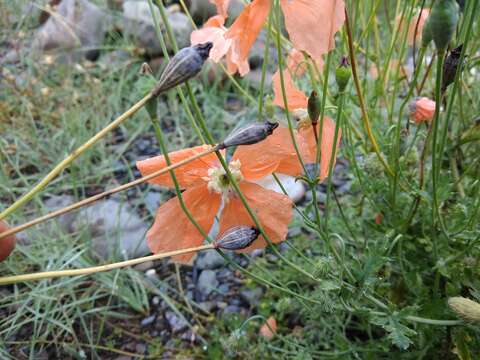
[442,44,464,93]
[307,91,321,125]
[219,121,279,149]
[428,0,459,51]
[214,226,260,250]
[0,221,16,262]
[151,42,213,97]
[448,297,480,323]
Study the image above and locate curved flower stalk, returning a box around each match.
[136,142,297,263]
[191,0,344,76]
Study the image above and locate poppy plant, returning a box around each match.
[136,144,294,263]
[192,0,345,75]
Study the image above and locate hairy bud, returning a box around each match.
[335,57,352,92]
[307,91,321,125]
[428,0,459,51]
[448,297,480,323]
[0,221,16,262]
[219,122,279,149]
[214,226,260,250]
[151,42,213,97]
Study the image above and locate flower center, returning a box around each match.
[206,160,243,198]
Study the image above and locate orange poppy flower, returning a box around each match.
[260,316,277,340]
[409,97,436,124]
[269,68,341,181]
[193,0,344,75]
[136,145,294,263]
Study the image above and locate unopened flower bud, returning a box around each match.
[448,297,480,323]
[335,57,351,92]
[0,221,16,262]
[442,44,464,93]
[409,97,436,124]
[307,91,321,125]
[214,226,260,250]
[219,122,279,149]
[427,0,459,51]
[151,42,213,97]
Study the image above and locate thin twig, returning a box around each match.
[0,244,215,285]
[0,146,218,240]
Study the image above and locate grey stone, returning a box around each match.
[188,0,243,22]
[31,0,106,62]
[198,301,215,313]
[195,250,226,270]
[144,191,162,214]
[122,1,192,56]
[196,269,218,296]
[240,288,263,306]
[44,195,76,230]
[71,199,149,259]
[140,315,156,327]
[165,311,188,333]
[218,283,229,295]
[222,305,241,315]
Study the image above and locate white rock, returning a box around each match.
[255,174,306,203]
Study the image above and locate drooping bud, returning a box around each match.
[307,91,321,125]
[427,0,459,52]
[448,297,480,323]
[214,226,260,250]
[151,42,213,97]
[409,97,436,124]
[219,122,279,149]
[0,221,16,262]
[442,44,464,93]
[335,57,352,92]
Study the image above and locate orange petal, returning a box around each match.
[280,0,345,60]
[147,185,221,263]
[260,316,277,340]
[226,40,250,76]
[218,182,292,252]
[225,0,270,66]
[299,116,341,182]
[191,16,231,63]
[287,49,324,77]
[407,9,430,46]
[210,0,231,18]
[0,220,16,262]
[136,145,218,189]
[272,69,308,110]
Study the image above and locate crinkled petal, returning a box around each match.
[210,0,231,18]
[136,145,218,188]
[273,69,308,110]
[218,182,292,252]
[147,185,221,263]
[191,16,231,62]
[280,0,345,59]
[226,40,250,76]
[299,116,341,181]
[225,0,270,65]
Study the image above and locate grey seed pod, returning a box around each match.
[151,42,213,97]
[214,226,260,250]
[442,44,464,93]
[219,121,279,149]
